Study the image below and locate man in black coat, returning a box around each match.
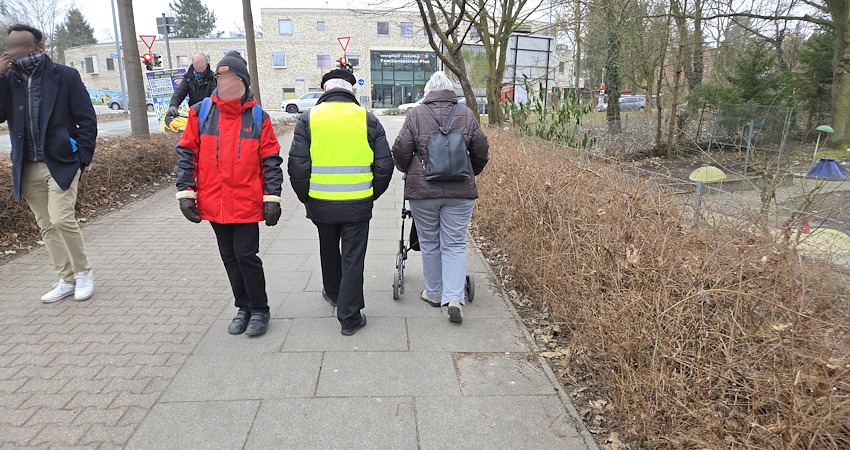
[0,24,97,303]
[288,69,394,336]
[167,53,216,116]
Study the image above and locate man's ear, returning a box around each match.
[37,42,45,52]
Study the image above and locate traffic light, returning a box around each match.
[338,57,353,73]
[142,53,153,71]
[153,54,162,68]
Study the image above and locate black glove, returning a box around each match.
[264,202,281,226]
[167,106,179,117]
[179,198,202,223]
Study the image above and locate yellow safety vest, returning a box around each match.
[308,102,374,201]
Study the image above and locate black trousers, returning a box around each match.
[314,220,370,329]
[211,222,270,313]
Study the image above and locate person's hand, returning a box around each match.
[166,106,179,117]
[179,198,202,223]
[263,202,281,226]
[0,53,14,77]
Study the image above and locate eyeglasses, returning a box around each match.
[215,73,239,81]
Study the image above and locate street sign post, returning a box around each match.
[156,14,176,69]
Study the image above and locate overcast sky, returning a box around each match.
[80,0,377,42]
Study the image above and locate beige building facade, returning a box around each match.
[64,8,574,110]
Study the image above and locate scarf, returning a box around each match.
[14,51,46,77]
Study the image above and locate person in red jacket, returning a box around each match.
[174,51,283,337]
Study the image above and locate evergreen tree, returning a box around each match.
[169,0,219,38]
[794,27,834,132]
[54,9,97,64]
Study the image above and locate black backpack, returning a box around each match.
[421,104,472,181]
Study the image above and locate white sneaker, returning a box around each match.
[74,270,94,301]
[420,290,441,307]
[41,280,76,303]
[447,301,464,323]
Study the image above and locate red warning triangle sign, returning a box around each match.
[139,35,157,50]
[337,36,350,52]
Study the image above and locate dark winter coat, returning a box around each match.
[391,89,489,200]
[0,56,97,200]
[169,65,216,108]
[287,89,394,224]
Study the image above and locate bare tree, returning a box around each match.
[415,0,481,118]
[1,0,69,59]
[465,0,546,125]
[695,0,850,147]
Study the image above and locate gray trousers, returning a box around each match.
[409,198,475,304]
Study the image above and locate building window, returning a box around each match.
[400,22,413,38]
[106,58,115,71]
[278,19,293,35]
[377,21,389,36]
[84,56,98,74]
[282,86,297,100]
[272,52,287,68]
[176,55,191,67]
[347,52,360,67]
[317,54,331,69]
[558,62,565,74]
[317,21,325,31]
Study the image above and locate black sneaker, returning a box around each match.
[245,312,270,337]
[228,310,251,335]
[321,289,338,307]
[340,313,367,336]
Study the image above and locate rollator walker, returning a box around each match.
[393,202,475,304]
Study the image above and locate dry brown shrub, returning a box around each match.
[1,134,178,252]
[473,129,850,449]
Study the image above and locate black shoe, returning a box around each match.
[321,289,338,307]
[228,310,251,335]
[245,312,270,337]
[340,313,367,336]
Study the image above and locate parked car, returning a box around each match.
[457,96,489,115]
[108,94,154,111]
[281,92,323,114]
[596,95,647,113]
[397,99,422,112]
[619,95,646,112]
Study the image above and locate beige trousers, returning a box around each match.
[21,162,90,283]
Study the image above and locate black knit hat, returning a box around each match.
[321,69,357,89]
[216,51,250,88]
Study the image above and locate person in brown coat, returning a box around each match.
[391,71,489,323]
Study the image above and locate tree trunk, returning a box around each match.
[605,29,621,134]
[242,0,261,105]
[654,65,664,153]
[573,0,582,88]
[116,0,149,137]
[830,14,850,147]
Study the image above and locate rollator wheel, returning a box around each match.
[393,272,400,300]
[466,274,475,302]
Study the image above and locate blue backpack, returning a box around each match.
[197,97,263,134]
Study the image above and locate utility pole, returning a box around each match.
[116,0,150,136]
[242,0,261,104]
[110,0,127,112]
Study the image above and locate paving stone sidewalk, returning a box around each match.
[0,118,597,449]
